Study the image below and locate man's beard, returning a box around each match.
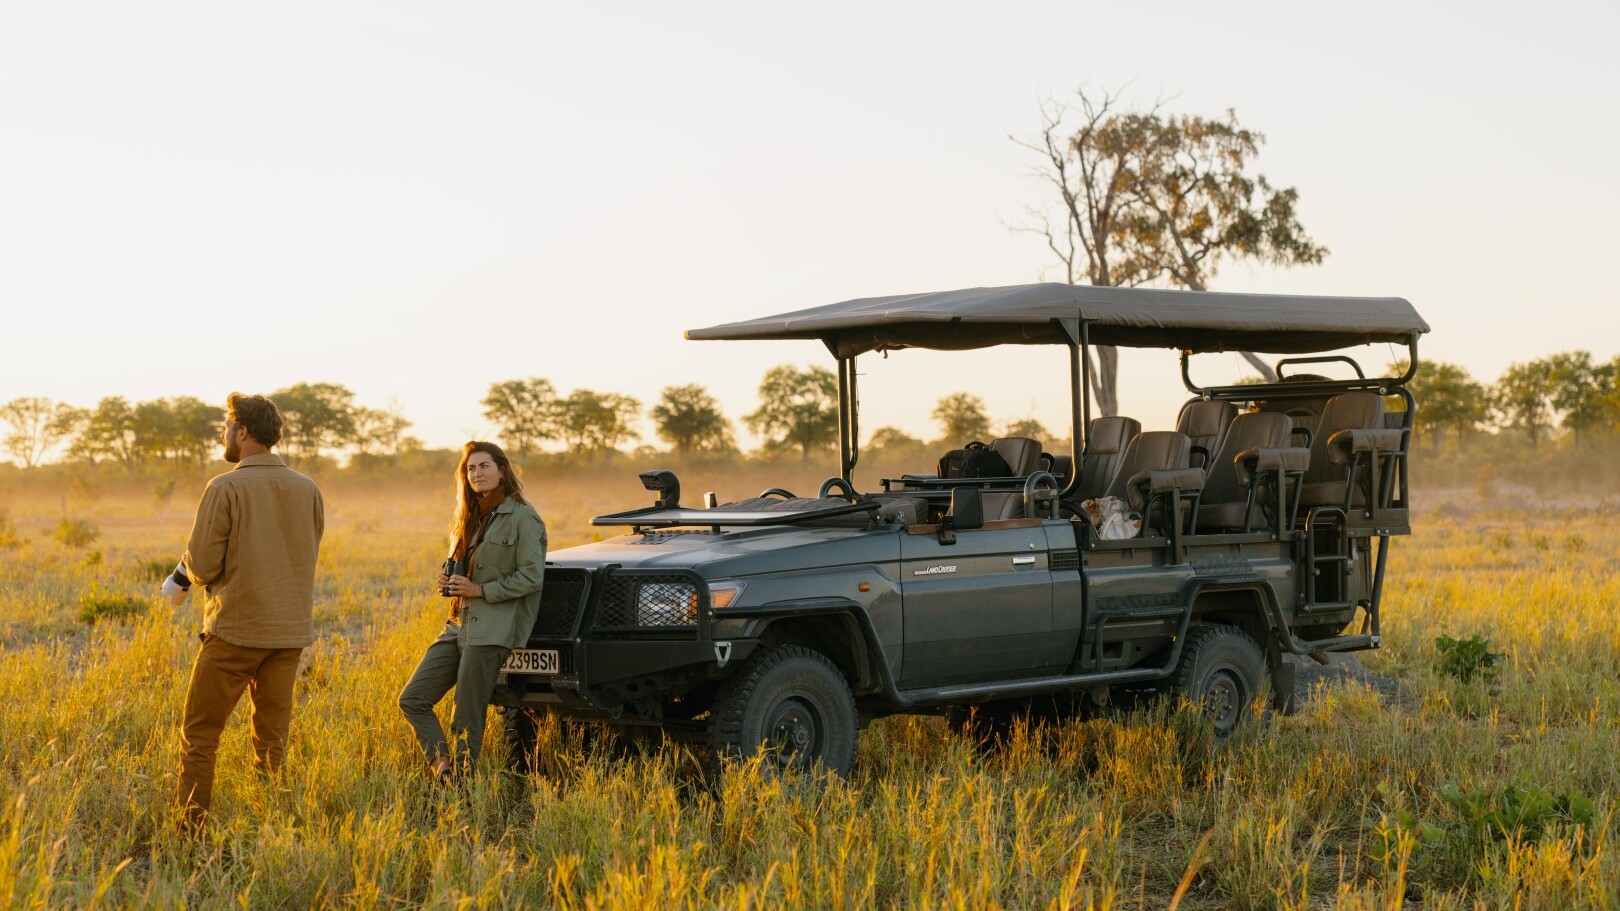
[224,436,241,463]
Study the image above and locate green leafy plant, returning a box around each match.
[51,516,100,549]
[1435,632,1503,682]
[78,583,147,624]
[1438,781,1597,846]
[1368,780,1599,889]
[80,550,103,567]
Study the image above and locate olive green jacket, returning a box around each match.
[460,499,547,648]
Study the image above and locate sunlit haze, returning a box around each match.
[3,0,1616,458]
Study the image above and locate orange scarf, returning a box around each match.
[449,490,506,620]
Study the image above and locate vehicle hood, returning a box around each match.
[549,522,901,579]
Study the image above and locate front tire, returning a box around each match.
[1166,624,1266,738]
[708,645,858,776]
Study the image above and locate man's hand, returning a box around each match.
[161,562,191,605]
[443,575,483,599]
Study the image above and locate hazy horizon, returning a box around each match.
[3,0,1616,457]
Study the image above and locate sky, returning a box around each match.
[2,0,1617,460]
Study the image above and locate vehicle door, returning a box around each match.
[897,522,1061,688]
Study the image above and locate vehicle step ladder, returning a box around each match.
[1301,506,1355,612]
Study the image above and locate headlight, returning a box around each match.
[634,581,697,626]
[708,579,747,609]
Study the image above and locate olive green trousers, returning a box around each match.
[397,622,510,768]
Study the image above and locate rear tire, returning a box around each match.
[1166,624,1266,738]
[708,645,858,776]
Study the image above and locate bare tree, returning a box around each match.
[1015,88,1328,404]
[0,397,82,468]
[1013,88,1162,416]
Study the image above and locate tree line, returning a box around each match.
[2,353,1615,469]
[1412,352,1620,450]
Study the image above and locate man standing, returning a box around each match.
[166,392,324,827]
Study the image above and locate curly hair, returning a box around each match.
[226,392,283,448]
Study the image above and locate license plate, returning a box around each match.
[502,648,559,675]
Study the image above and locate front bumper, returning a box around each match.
[491,565,755,713]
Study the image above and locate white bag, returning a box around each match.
[1081,496,1141,540]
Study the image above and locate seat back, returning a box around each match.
[1048,454,1074,486]
[1076,416,1141,500]
[1104,431,1192,501]
[1195,413,1293,529]
[989,436,1043,476]
[1303,393,1385,486]
[1296,392,1386,508]
[979,491,1026,521]
[1176,400,1238,467]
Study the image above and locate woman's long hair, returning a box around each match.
[449,441,529,549]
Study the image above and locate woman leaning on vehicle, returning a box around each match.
[398,441,546,780]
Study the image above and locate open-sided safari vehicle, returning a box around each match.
[495,283,1429,774]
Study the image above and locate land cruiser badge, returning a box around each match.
[913,564,959,576]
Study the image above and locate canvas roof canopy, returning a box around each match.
[686,283,1429,358]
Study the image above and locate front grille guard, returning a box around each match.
[529,564,713,643]
[590,567,712,638]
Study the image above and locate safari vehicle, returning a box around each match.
[495,283,1428,774]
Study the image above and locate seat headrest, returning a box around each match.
[989,436,1043,476]
[1086,416,1140,455]
[1220,412,1292,455]
[1177,400,1238,440]
[1320,392,1384,432]
[1126,431,1192,472]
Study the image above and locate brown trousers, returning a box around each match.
[176,633,303,825]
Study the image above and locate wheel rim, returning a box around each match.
[763,694,824,767]
[1204,669,1246,732]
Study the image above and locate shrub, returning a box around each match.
[81,550,103,567]
[78,583,147,624]
[1438,781,1597,846]
[1435,632,1503,682]
[0,510,23,550]
[135,556,176,580]
[1368,780,1598,887]
[52,516,100,549]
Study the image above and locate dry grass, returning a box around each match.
[0,459,1615,909]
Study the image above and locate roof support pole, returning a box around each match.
[1055,317,1088,499]
[847,356,859,482]
[837,356,859,484]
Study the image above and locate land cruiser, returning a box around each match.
[495,283,1428,774]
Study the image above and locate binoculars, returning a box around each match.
[439,559,467,597]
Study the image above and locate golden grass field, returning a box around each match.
[0,458,1616,909]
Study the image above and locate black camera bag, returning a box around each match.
[937,447,1012,479]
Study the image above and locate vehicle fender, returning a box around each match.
[717,598,889,694]
[1188,582,1281,658]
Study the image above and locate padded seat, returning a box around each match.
[1103,431,1194,504]
[989,436,1043,476]
[1075,416,1141,501]
[1176,400,1238,468]
[1296,392,1386,509]
[1195,412,1293,531]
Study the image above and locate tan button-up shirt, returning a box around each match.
[181,453,325,648]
